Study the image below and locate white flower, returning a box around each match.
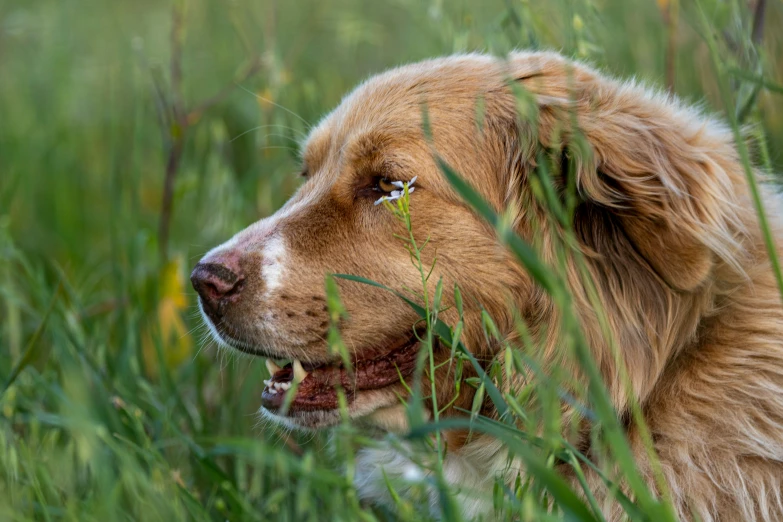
[374,176,418,206]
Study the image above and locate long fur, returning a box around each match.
[198,51,783,521]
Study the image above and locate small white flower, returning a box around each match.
[373,177,418,206]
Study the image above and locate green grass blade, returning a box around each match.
[2,279,62,396]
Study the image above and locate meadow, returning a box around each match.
[1,0,783,520]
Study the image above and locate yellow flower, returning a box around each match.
[142,255,193,379]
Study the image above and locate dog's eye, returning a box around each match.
[376,177,398,193]
[366,176,417,205]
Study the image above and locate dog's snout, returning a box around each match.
[191,254,245,315]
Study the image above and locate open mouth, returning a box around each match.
[260,333,423,412]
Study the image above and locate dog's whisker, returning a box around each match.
[236,84,311,128]
[230,125,308,143]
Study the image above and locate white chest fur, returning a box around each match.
[353,437,517,519]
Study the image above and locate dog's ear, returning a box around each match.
[566,108,721,293]
[502,55,745,292]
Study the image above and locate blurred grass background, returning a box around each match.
[1,0,782,520]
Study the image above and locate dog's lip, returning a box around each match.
[259,332,425,413]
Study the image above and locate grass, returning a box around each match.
[2,0,783,520]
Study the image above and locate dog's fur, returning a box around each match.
[196,52,783,520]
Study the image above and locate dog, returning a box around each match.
[191,51,783,521]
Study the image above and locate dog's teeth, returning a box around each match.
[265,359,281,375]
[293,360,309,384]
[268,387,277,395]
[263,379,272,387]
[279,382,291,391]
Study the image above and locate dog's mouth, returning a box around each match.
[260,333,423,413]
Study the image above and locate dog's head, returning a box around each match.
[192,52,747,431]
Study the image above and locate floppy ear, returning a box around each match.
[571,103,720,292]
[507,55,745,292]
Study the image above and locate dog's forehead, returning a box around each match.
[303,56,503,171]
[303,98,418,172]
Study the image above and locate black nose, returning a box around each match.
[191,259,244,317]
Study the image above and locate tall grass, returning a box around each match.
[1,0,782,520]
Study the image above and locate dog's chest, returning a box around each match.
[353,440,513,518]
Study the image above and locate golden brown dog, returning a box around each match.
[192,52,783,521]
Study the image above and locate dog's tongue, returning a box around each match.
[261,339,421,412]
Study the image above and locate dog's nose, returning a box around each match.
[191,254,244,315]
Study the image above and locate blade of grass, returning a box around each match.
[438,158,673,520]
[695,2,783,307]
[409,416,601,522]
[332,273,510,420]
[2,278,62,396]
[728,67,783,95]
